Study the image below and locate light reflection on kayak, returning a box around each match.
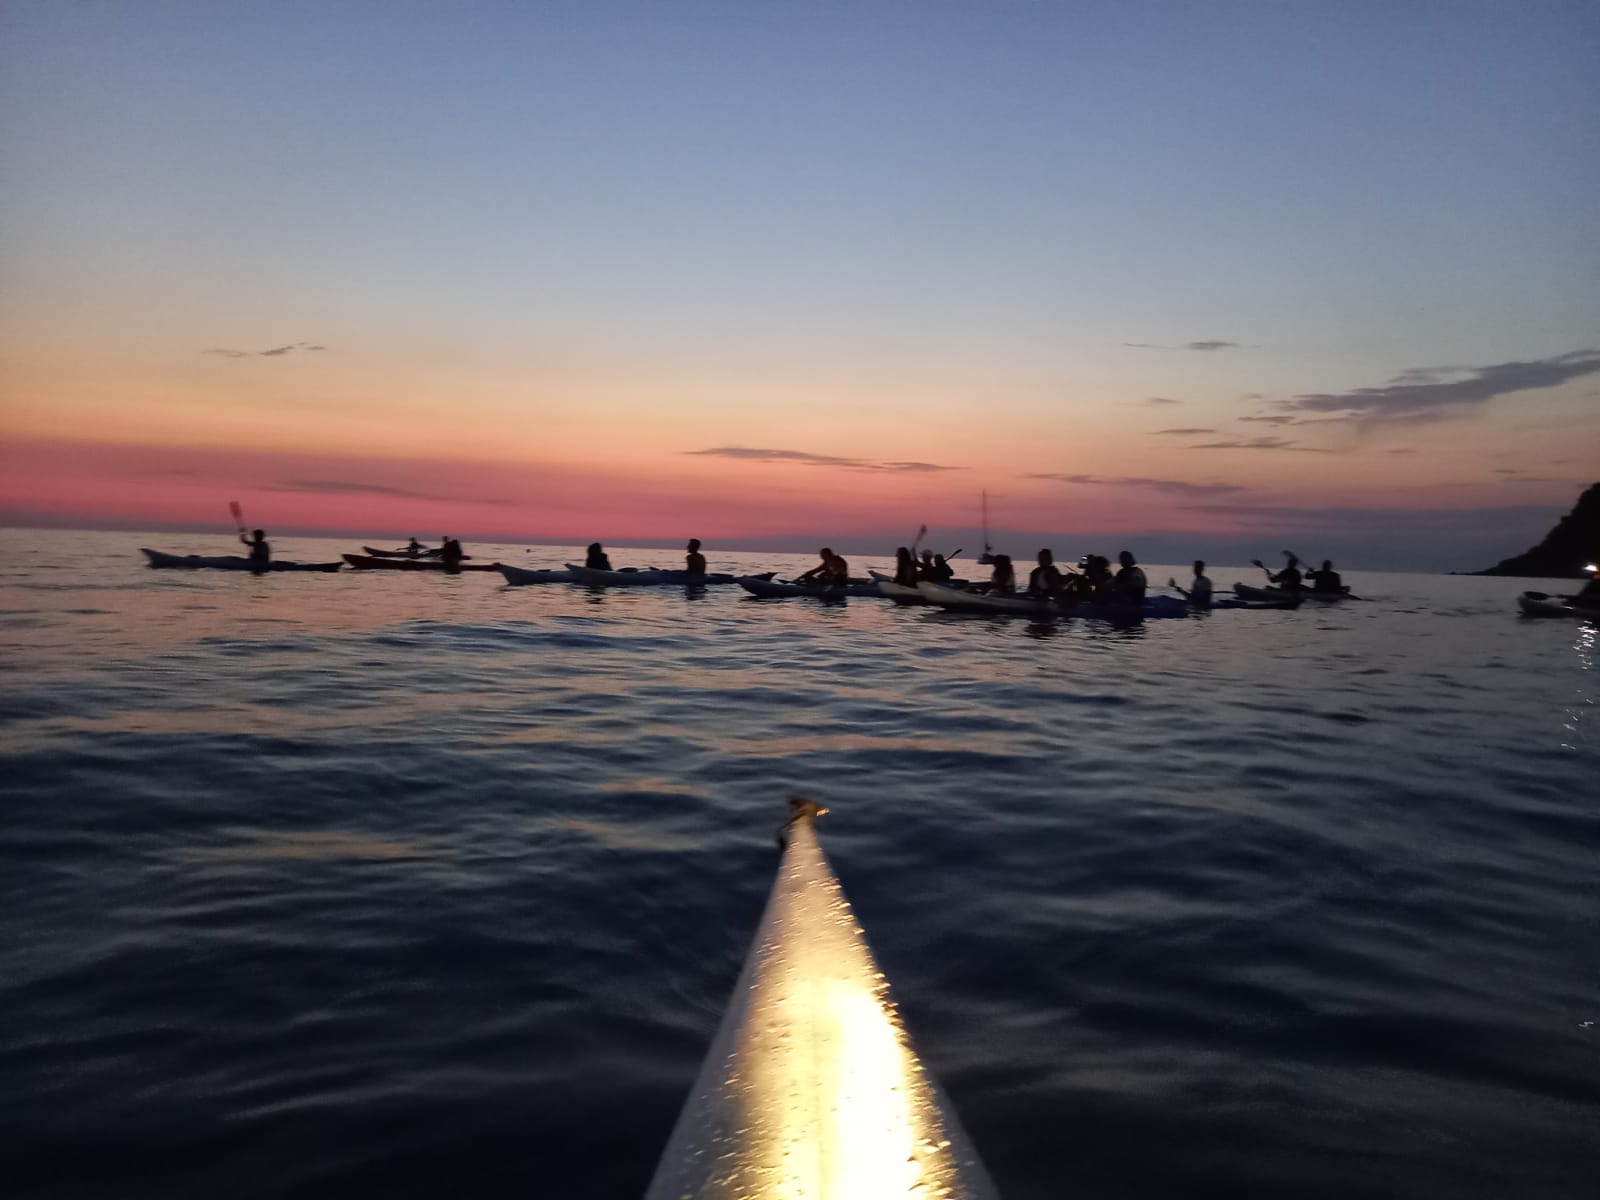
[644,799,997,1200]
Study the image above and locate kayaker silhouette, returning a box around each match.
[685,539,706,575]
[585,542,612,570]
[1306,559,1344,594]
[240,529,270,569]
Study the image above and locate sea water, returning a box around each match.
[1,529,1594,1199]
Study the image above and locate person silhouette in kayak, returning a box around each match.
[799,548,848,583]
[928,554,955,581]
[1173,560,1213,608]
[406,537,424,556]
[240,528,270,568]
[1028,549,1063,598]
[985,554,1016,594]
[893,546,919,586]
[1305,559,1343,594]
[440,537,464,570]
[1113,550,1147,603]
[585,542,612,570]
[685,539,707,575]
[1267,553,1304,592]
[917,549,937,579]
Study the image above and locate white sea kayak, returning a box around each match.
[916,580,1052,614]
[1518,590,1600,619]
[140,549,341,572]
[875,579,928,604]
[497,564,578,585]
[566,564,740,586]
[644,800,997,1200]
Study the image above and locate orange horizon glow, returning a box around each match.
[1,433,1583,550]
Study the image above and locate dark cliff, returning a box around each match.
[1477,482,1600,577]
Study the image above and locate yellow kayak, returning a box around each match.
[644,799,998,1200]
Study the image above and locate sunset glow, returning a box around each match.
[2,3,1596,568]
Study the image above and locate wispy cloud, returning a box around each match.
[1283,349,1600,423]
[1189,436,1337,453]
[270,480,437,499]
[1143,396,1183,406]
[204,341,328,359]
[1238,414,1298,425]
[1149,427,1216,435]
[1024,472,1245,497]
[684,446,962,472]
[1123,340,1240,352]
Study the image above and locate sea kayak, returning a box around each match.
[737,577,883,599]
[566,564,740,586]
[497,564,578,585]
[141,549,341,572]
[917,581,1190,620]
[876,579,928,604]
[916,581,1053,614]
[361,545,466,560]
[1209,597,1303,610]
[1233,583,1350,603]
[1518,591,1600,619]
[341,554,501,572]
[644,800,997,1200]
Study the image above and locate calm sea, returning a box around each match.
[1,529,1594,1199]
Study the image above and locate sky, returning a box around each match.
[1,1,1597,570]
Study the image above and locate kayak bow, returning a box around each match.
[645,800,997,1200]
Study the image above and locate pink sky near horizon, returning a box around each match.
[1,428,1589,550]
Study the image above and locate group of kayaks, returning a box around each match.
[138,546,1599,624]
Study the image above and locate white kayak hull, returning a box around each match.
[875,579,928,603]
[917,580,1052,614]
[497,564,578,585]
[1518,591,1599,619]
[644,801,997,1200]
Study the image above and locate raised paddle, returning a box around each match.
[910,524,928,554]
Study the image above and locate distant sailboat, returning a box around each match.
[978,490,996,564]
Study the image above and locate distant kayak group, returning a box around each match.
[139,520,1600,622]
